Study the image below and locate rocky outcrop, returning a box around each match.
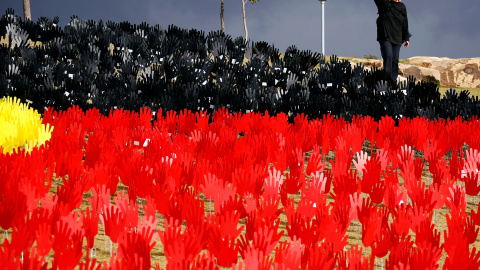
[406,57,480,88]
[398,63,441,84]
[349,57,480,88]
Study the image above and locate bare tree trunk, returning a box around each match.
[242,0,248,43]
[220,0,225,34]
[23,0,32,21]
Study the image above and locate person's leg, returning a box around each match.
[391,43,401,82]
[379,40,393,79]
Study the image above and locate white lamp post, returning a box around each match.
[319,0,327,55]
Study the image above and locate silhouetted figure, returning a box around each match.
[374,0,410,83]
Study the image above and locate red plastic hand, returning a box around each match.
[100,205,126,243]
[410,205,433,233]
[286,213,315,247]
[306,242,335,270]
[333,170,360,196]
[324,219,349,253]
[263,168,283,202]
[377,149,389,170]
[306,150,325,177]
[158,218,185,264]
[361,208,383,247]
[114,191,139,230]
[387,234,413,269]
[282,170,304,195]
[142,196,157,221]
[252,224,284,257]
[353,151,370,173]
[78,254,101,270]
[347,245,368,269]
[200,173,224,200]
[159,217,204,266]
[465,148,480,172]
[6,221,35,259]
[152,183,174,216]
[257,197,283,222]
[241,246,270,270]
[465,216,479,245]
[209,234,240,267]
[243,193,257,215]
[216,210,245,240]
[302,173,328,203]
[443,226,470,268]
[361,155,382,194]
[370,181,386,205]
[467,247,480,270]
[424,140,442,169]
[349,192,363,221]
[415,220,442,251]
[445,185,467,213]
[397,145,414,166]
[88,184,111,213]
[191,252,218,270]
[372,227,391,258]
[274,237,303,269]
[448,150,464,181]
[382,168,399,188]
[464,171,480,196]
[411,241,443,269]
[344,122,364,154]
[81,207,99,250]
[117,231,153,270]
[53,238,83,269]
[20,247,48,270]
[0,191,27,230]
[20,183,38,214]
[430,183,445,209]
[393,204,412,236]
[35,223,54,257]
[137,215,159,247]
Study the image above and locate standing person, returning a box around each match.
[374,0,410,83]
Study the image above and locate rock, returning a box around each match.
[348,56,480,89]
[398,64,441,84]
[407,57,480,88]
[350,58,383,70]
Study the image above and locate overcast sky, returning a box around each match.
[1,0,478,59]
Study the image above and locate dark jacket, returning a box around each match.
[374,0,409,45]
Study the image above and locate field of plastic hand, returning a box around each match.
[3,104,480,269]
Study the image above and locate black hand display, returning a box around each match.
[0,12,478,122]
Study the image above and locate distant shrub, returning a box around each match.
[364,54,378,60]
[424,76,441,87]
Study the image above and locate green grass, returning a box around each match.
[399,59,412,65]
[438,85,480,98]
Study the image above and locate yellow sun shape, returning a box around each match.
[0,96,53,154]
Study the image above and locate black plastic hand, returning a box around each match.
[375,80,389,94]
[7,64,20,77]
[286,72,298,89]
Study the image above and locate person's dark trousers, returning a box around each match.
[379,40,401,82]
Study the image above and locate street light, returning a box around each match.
[319,0,327,56]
